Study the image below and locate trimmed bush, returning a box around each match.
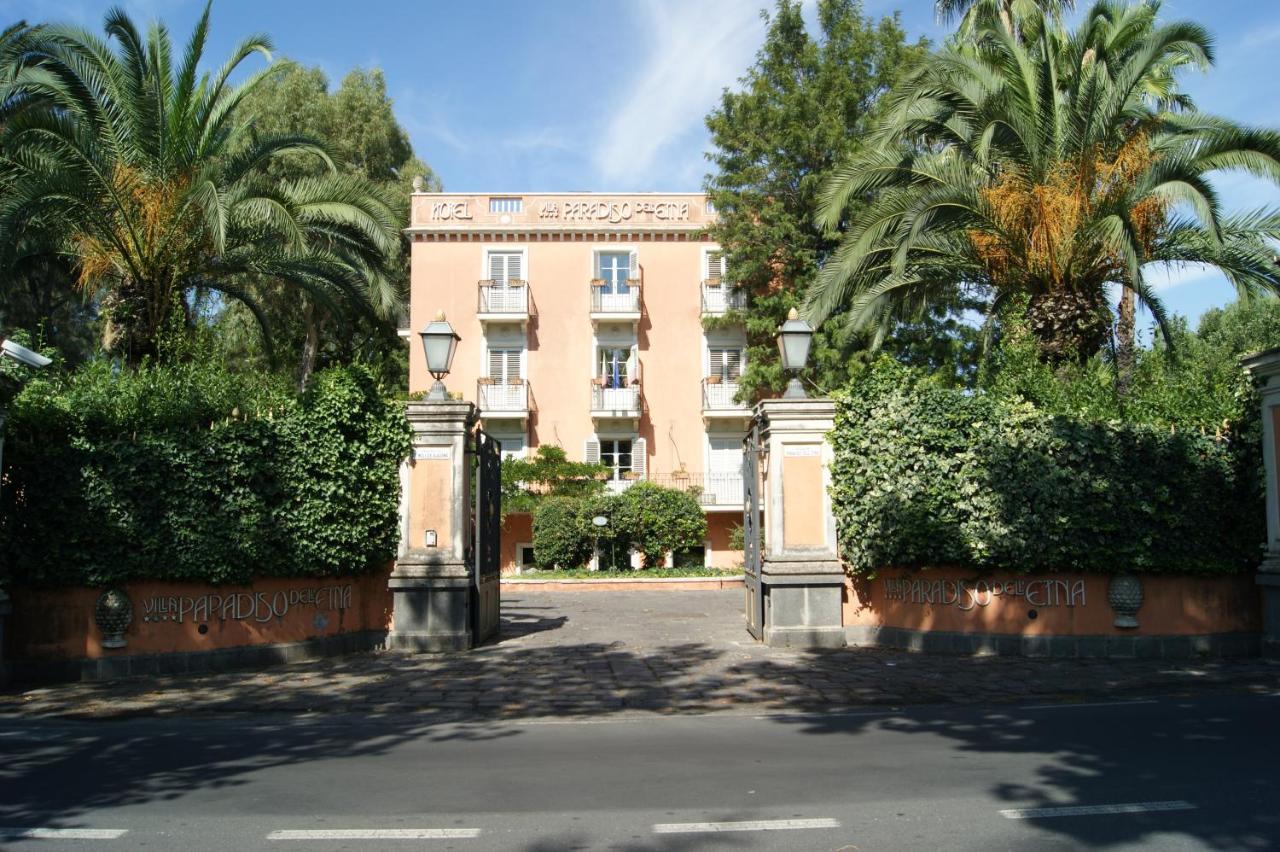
[530,483,706,570]
[0,361,409,588]
[831,360,1263,577]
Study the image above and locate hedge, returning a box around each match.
[531,483,706,569]
[0,362,410,588]
[830,361,1264,577]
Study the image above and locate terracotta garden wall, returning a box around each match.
[6,568,393,681]
[843,568,1261,657]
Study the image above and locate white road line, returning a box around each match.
[1020,700,1157,711]
[653,818,841,834]
[0,828,129,839]
[1000,801,1197,820]
[267,829,481,840]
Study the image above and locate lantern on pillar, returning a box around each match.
[419,312,461,401]
[777,307,814,399]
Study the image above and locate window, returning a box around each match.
[516,543,536,572]
[487,251,523,285]
[596,251,634,294]
[488,348,523,383]
[708,347,744,381]
[599,342,640,386]
[705,251,724,281]
[489,197,523,214]
[494,433,526,460]
[705,200,716,215]
[600,439,632,481]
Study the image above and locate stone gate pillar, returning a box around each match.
[388,399,478,651]
[1242,347,1280,655]
[755,398,845,648]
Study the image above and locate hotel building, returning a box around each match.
[407,192,750,570]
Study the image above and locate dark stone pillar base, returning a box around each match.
[1258,573,1280,658]
[388,551,476,653]
[761,556,846,649]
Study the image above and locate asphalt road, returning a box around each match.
[1,693,1277,851]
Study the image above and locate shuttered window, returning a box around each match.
[487,251,522,285]
[493,433,526,460]
[489,197,523,213]
[589,438,646,480]
[487,348,522,382]
[705,251,724,281]
[708,347,744,380]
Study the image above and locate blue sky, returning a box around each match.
[4,0,1280,327]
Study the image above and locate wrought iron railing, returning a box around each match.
[590,280,642,313]
[477,379,529,412]
[702,378,748,411]
[477,280,529,314]
[700,280,746,314]
[590,382,641,413]
[648,472,745,507]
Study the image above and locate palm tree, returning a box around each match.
[937,0,1075,42]
[808,0,1280,366]
[0,3,401,366]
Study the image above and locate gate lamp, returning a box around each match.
[777,307,813,399]
[420,311,461,401]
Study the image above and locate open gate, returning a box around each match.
[743,419,765,639]
[471,429,502,644]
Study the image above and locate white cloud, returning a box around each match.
[593,0,768,187]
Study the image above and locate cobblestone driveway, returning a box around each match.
[3,590,1277,720]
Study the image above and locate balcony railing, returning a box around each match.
[590,281,641,315]
[590,381,641,415]
[700,280,746,315]
[604,476,641,495]
[648,472,745,508]
[477,280,529,316]
[477,379,529,413]
[702,378,749,412]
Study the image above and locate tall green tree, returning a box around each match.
[218,63,440,388]
[0,4,401,367]
[705,0,949,398]
[807,0,1280,367]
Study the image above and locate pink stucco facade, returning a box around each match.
[408,192,751,571]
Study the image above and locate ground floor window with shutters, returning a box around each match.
[586,436,646,482]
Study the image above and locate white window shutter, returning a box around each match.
[727,348,743,380]
[584,439,600,464]
[488,349,504,379]
[632,438,647,479]
[509,252,522,282]
[488,253,504,283]
[628,250,638,280]
[507,349,522,380]
[706,251,723,280]
[708,348,725,377]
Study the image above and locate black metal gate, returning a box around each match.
[743,419,765,639]
[472,429,502,643]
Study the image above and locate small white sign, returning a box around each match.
[783,445,821,458]
[413,447,451,461]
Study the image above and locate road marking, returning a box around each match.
[267,829,481,840]
[0,828,129,839]
[1020,700,1157,711]
[1000,801,1197,820]
[653,818,841,834]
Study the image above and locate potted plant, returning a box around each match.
[705,276,722,288]
[590,278,606,288]
[508,278,526,287]
[706,374,722,385]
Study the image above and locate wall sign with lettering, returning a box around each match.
[882,577,1087,610]
[141,584,353,624]
[413,447,451,460]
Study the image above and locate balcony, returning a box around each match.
[648,472,745,510]
[477,379,530,421]
[477,280,530,324]
[700,280,746,316]
[702,378,750,419]
[589,280,642,325]
[590,381,642,420]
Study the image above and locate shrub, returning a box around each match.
[614,481,707,568]
[0,360,409,588]
[831,359,1263,577]
[531,497,592,569]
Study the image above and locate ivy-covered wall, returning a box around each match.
[830,362,1263,577]
[0,363,410,588]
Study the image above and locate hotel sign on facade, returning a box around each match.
[413,193,707,230]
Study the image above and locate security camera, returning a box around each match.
[1,339,52,369]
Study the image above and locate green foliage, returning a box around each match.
[531,497,593,570]
[830,359,1262,577]
[705,0,950,397]
[530,484,707,570]
[501,445,609,517]
[615,482,707,569]
[0,358,409,588]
